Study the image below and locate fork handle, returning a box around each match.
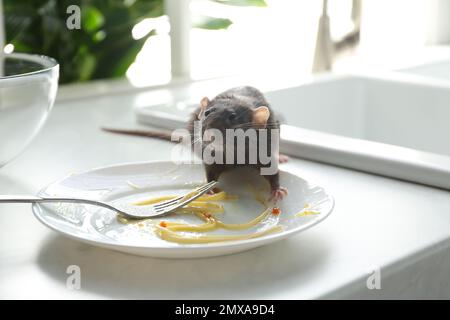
[0,195,44,203]
[0,195,113,210]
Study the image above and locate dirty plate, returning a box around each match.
[32,161,334,258]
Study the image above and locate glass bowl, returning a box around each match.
[0,53,59,168]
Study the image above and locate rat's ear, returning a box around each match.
[201,97,210,108]
[252,106,270,127]
[198,97,210,119]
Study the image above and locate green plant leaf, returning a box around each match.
[75,46,97,81]
[212,0,267,7]
[194,17,233,30]
[82,5,105,33]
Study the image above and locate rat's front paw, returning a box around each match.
[269,186,288,203]
[207,187,222,195]
[279,154,289,163]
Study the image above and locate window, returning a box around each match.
[128,0,364,85]
[130,0,325,85]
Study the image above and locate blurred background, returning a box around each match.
[2,0,450,87]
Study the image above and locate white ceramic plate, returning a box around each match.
[32,161,334,258]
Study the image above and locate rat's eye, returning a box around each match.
[204,108,214,117]
[228,112,237,121]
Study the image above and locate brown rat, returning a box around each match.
[103,86,288,201]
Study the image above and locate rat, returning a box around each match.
[103,86,288,202]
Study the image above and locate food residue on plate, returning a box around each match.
[118,191,283,244]
[295,204,320,217]
[271,207,281,215]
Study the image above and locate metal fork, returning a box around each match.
[0,180,218,219]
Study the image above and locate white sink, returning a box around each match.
[402,58,450,82]
[136,73,450,190]
[270,73,450,190]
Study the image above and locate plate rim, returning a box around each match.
[32,160,335,252]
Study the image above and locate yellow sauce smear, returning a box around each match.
[296,210,320,217]
[121,191,282,244]
[155,225,283,244]
[134,191,238,206]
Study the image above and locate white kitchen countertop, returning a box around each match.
[1,86,450,300]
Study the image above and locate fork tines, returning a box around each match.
[153,181,217,212]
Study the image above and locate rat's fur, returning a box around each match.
[188,86,281,192]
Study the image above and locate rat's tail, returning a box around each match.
[102,127,174,141]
